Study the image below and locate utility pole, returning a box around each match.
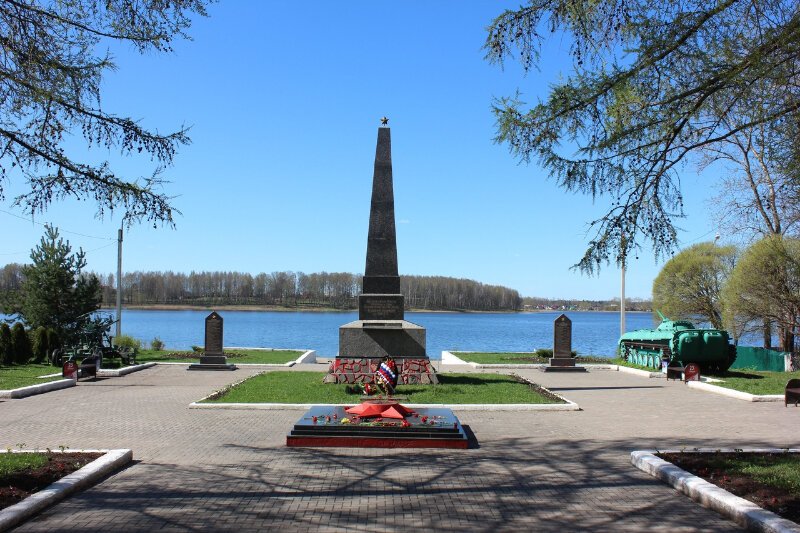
[115,221,123,340]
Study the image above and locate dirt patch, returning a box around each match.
[0,452,103,510]
[659,452,800,524]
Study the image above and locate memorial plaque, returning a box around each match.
[204,312,223,356]
[553,314,572,358]
[543,313,584,371]
[188,311,235,370]
[359,295,404,320]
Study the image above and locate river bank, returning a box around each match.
[99,304,651,314]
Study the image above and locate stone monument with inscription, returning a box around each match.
[543,313,586,372]
[188,311,237,371]
[324,122,436,385]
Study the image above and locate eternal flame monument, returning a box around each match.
[324,121,437,385]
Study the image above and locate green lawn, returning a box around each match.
[717,453,800,495]
[203,371,564,404]
[0,452,48,476]
[608,358,799,395]
[455,351,611,364]
[137,349,302,364]
[708,370,800,395]
[0,364,63,390]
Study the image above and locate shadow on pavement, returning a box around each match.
[16,436,760,532]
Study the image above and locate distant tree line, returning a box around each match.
[0,266,523,312]
[522,296,652,312]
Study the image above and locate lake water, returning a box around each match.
[110,309,659,359]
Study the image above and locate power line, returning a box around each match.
[680,228,717,246]
[0,236,117,258]
[0,209,115,241]
[83,242,116,254]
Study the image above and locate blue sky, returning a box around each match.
[0,2,724,300]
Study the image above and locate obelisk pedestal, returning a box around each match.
[325,125,436,385]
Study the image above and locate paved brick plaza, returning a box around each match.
[2,363,798,532]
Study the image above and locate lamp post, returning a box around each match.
[115,219,124,340]
[620,255,626,337]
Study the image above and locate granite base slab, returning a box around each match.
[187,363,238,371]
[542,366,588,372]
[286,406,468,449]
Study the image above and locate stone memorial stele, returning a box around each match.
[188,311,237,371]
[543,313,586,372]
[324,123,436,385]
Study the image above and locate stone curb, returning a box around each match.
[439,358,666,378]
[0,449,133,532]
[440,351,469,365]
[97,362,157,377]
[631,449,800,533]
[686,381,784,402]
[0,379,75,399]
[225,347,314,366]
[188,401,580,411]
[294,350,316,365]
[439,353,663,376]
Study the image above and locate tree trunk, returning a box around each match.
[763,318,772,349]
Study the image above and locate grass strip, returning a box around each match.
[660,451,800,522]
[721,454,800,495]
[0,453,48,476]
[203,371,563,404]
[138,349,302,364]
[455,351,612,365]
[707,370,800,396]
[608,359,799,395]
[0,364,63,390]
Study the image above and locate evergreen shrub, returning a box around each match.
[0,323,11,365]
[10,323,32,364]
[32,327,48,363]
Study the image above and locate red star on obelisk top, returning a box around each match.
[380,116,389,126]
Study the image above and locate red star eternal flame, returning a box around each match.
[345,400,414,419]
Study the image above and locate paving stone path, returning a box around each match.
[2,363,798,532]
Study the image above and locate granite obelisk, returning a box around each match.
[326,123,435,384]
